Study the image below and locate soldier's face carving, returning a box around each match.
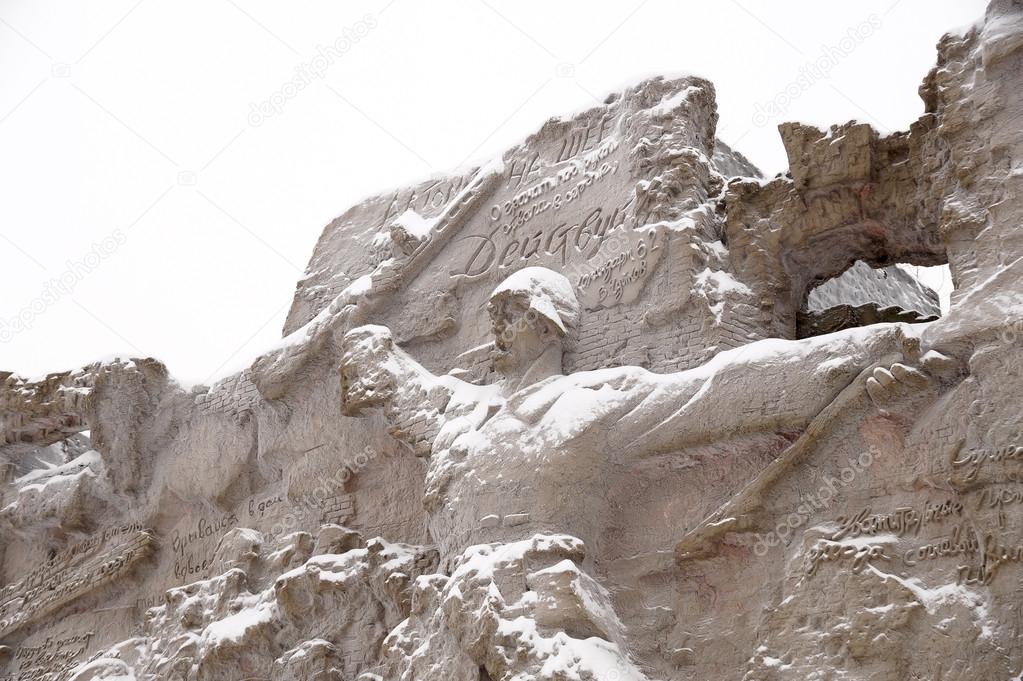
[489,297,561,376]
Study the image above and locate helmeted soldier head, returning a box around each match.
[486,267,580,379]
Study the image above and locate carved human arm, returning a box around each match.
[606,324,924,455]
[339,324,481,457]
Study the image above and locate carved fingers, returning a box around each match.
[866,362,930,408]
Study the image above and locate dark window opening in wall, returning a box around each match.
[797,261,949,339]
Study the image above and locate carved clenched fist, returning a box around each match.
[339,325,398,417]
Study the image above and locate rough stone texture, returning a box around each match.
[2,3,1023,679]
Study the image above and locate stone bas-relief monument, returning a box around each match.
[2,2,1022,678]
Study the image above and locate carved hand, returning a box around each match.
[865,362,931,409]
[339,325,400,417]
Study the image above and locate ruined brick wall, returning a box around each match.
[193,369,261,419]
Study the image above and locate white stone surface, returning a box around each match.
[1,3,1022,678]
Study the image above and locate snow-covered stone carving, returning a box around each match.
[2,1,1023,678]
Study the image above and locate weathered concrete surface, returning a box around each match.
[1,2,1022,679]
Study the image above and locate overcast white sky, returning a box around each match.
[0,0,985,384]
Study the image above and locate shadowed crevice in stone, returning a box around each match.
[797,303,939,339]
